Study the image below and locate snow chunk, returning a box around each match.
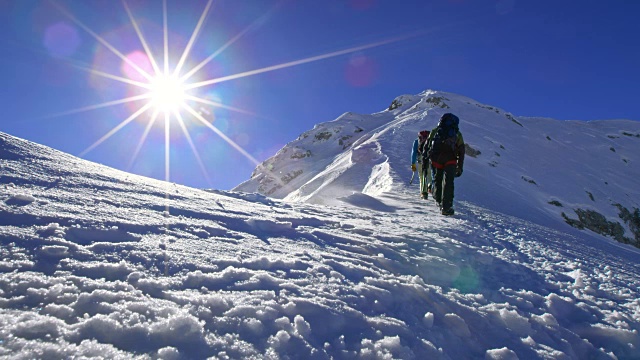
[485,347,519,360]
[148,312,205,343]
[531,313,559,328]
[499,308,531,336]
[294,315,312,338]
[126,271,145,284]
[42,303,75,321]
[39,245,69,257]
[72,260,134,281]
[443,313,471,337]
[245,218,292,232]
[359,336,413,359]
[544,292,592,322]
[157,346,180,360]
[13,315,64,339]
[243,318,264,335]
[423,312,435,328]
[7,193,36,205]
[38,223,66,238]
[268,329,291,349]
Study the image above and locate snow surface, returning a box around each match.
[1,89,640,359]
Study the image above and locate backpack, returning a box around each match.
[428,113,459,165]
[416,130,430,158]
[418,130,430,163]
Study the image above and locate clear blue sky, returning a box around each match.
[1,0,639,190]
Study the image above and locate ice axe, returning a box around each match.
[409,171,416,185]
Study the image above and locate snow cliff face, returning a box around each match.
[234,90,640,247]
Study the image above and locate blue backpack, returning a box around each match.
[428,113,459,165]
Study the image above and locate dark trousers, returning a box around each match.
[432,164,456,210]
[418,161,431,195]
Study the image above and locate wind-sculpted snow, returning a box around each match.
[1,132,640,359]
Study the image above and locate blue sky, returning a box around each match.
[1,0,639,190]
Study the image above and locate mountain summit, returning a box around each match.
[235,90,640,248]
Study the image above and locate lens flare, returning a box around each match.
[121,51,153,83]
[43,21,81,58]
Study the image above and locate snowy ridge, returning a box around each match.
[235,90,640,247]
[1,87,640,359]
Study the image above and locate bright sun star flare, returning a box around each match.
[149,74,187,113]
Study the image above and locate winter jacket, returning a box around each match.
[411,138,420,164]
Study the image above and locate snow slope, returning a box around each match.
[1,89,640,359]
[235,90,640,247]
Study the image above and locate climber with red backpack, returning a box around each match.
[410,130,431,199]
[425,113,465,215]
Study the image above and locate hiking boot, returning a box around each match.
[441,208,454,216]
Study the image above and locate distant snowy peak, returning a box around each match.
[236,109,394,198]
[233,90,513,200]
[234,89,640,248]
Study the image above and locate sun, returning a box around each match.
[148,74,186,113]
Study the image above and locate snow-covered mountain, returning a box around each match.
[235,90,640,248]
[1,89,640,359]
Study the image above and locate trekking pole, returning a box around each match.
[409,171,416,185]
